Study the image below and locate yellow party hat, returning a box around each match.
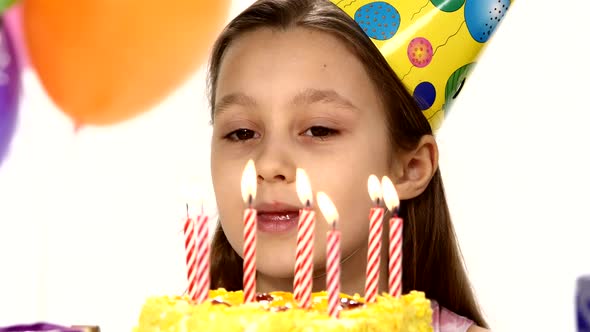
[331,0,513,132]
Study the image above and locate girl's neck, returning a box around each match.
[256,237,389,296]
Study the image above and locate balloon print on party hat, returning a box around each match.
[331,0,513,132]
[0,18,21,168]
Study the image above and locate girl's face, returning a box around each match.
[211,27,392,280]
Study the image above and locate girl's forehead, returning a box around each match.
[216,27,380,111]
[227,27,350,59]
[220,27,361,77]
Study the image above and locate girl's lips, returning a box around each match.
[257,211,299,233]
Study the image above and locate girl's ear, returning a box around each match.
[390,135,438,200]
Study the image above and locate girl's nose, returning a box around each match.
[254,140,296,184]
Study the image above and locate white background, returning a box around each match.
[1,0,589,331]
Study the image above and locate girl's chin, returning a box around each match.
[257,270,295,282]
[255,256,297,280]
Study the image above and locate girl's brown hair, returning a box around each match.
[206,0,487,328]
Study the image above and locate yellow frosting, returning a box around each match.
[134,289,433,332]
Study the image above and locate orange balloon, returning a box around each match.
[24,0,230,125]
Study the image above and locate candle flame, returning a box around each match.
[241,159,257,204]
[296,168,313,206]
[317,191,338,227]
[367,174,382,204]
[381,176,400,211]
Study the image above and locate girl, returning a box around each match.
[207,0,488,331]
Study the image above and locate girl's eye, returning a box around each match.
[302,126,339,138]
[225,129,259,141]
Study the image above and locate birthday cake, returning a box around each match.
[133,288,432,332]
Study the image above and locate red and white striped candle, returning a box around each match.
[241,159,258,303]
[317,192,340,318]
[382,176,402,297]
[365,175,384,303]
[183,205,197,301]
[388,214,402,297]
[195,207,210,304]
[294,168,315,309]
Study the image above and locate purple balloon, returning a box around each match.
[0,18,21,167]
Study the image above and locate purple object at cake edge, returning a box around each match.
[0,323,82,332]
[578,276,590,332]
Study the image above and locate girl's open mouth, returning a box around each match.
[257,211,299,233]
[256,202,300,233]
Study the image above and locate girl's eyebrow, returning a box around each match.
[215,92,258,115]
[291,88,359,112]
[214,88,359,115]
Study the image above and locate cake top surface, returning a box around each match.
[135,289,433,332]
